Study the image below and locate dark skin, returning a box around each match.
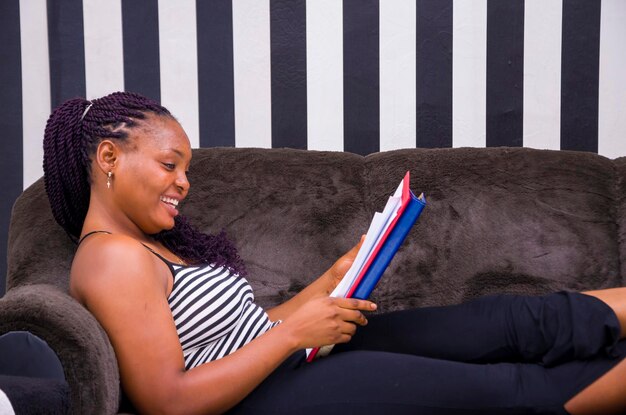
[69,114,626,414]
[564,288,626,414]
[70,114,374,415]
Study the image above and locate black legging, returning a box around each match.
[228,292,626,414]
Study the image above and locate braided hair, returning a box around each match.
[42,91,247,276]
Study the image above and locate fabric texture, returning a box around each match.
[0,286,119,414]
[0,331,65,379]
[0,375,69,415]
[2,147,626,413]
[228,292,624,415]
[166,261,280,369]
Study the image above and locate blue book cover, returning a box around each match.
[351,191,426,299]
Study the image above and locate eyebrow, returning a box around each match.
[164,148,188,159]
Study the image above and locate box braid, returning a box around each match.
[42,91,247,277]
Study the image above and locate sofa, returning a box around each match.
[1,146,625,414]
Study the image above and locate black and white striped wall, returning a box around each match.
[1,0,625,294]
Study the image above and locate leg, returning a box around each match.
[565,352,626,414]
[334,292,621,366]
[564,288,626,414]
[228,348,625,415]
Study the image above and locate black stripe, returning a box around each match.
[416,0,453,148]
[182,288,253,351]
[171,267,231,318]
[175,275,243,331]
[270,0,307,150]
[169,266,228,311]
[343,0,379,156]
[0,0,22,297]
[208,306,264,361]
[486,0,524,147]
[185,345,207,370]
[121,0,161,102]
[47,0,86,108]
[197,0,236,148]
[560,0,601,153]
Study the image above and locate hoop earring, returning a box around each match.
[107,171,113,189]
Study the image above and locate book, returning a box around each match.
[306,171,426,362]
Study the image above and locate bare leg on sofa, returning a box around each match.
[564,288,626,414]
[564,357,626,415]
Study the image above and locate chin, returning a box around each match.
[162,217,177,230]
[146,217,176,235]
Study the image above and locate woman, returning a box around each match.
[43,91,626,414]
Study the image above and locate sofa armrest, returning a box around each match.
[0,284,119,415]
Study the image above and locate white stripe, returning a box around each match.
[598,0,626,159]
[452,0,487,148]
[173,272,235,323]
[83,0,124,100]
[175,279,246,338]
[523,0,562,151]
[379,0,416,151]
[232,0,272,148]
[0,389,15,415]
[212,305,263,360]
[158,0,200,148]
[306,0,343,151]
[169,266,225,310]
[19,0,50,189]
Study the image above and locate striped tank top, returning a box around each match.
[77,231,280,370]
[163,260,281,369]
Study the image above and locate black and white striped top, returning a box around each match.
[163,260,281,370]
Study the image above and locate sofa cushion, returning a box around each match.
[365,147,624,310]
[7,147,625,313]
[182,147,370,308]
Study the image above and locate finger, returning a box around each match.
[336,333,353,344]
[346,235,366,256]
[340,321,358,336]
[350,310,368,326]
[335,307,368,326]
[334,297,377,311]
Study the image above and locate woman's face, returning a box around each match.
[111,115,192,235]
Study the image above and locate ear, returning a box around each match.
[95,140,119,174]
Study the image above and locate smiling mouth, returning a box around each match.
[160,196,180,208]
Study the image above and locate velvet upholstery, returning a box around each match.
[1,147,624,414]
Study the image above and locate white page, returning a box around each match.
[329,177,405,298]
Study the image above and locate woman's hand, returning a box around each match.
[280,296,376,349]
[266,235,367,323]
[326,235,366,292]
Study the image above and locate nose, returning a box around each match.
[175,173,190,193]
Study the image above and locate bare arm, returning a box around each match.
[267,236,365,322]
[72,235,373,415]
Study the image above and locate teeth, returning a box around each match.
[160,196,179,207]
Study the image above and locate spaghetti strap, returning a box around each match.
[77,230,112,246]
[140,243,172,264]
[140,243,180,276]
[79,229,178,275]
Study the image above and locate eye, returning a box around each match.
[162,163,176,170]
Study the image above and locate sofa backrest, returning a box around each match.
[7,147,626,311]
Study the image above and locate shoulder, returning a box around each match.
[70,233,166,306]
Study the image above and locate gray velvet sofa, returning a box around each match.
[1,146,625,414]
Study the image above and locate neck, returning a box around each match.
[82,190,155,244]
